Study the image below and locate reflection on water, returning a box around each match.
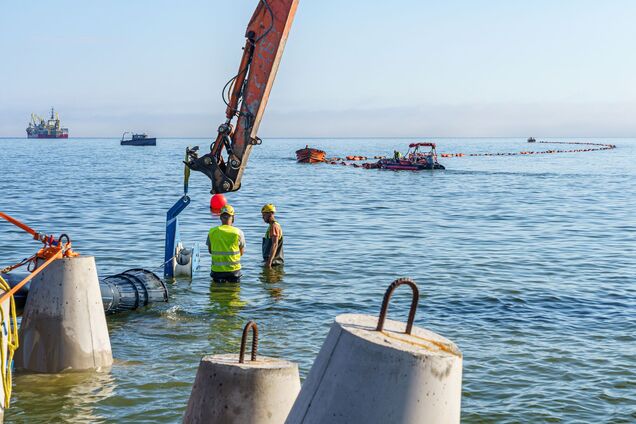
[206,282,247,352]
[9,370,115,423]
[208,282,246,316]
[259,266,285,301]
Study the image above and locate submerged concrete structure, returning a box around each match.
[15,256,112,373]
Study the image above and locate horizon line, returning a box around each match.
[1,135,634,140]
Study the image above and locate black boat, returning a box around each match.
[527,137,536,143]
[121,132,156,146]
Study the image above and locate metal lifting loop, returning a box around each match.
[58,233,71,253]
[58,233,70,246]
[239,320,259,363]
[376,278,420,335]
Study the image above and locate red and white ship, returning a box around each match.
[26,108,69,138]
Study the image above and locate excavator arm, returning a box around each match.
[185,0,299,193]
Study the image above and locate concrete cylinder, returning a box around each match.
[183,353,301,424]
[285,313,463,424]
[15,256,113,373]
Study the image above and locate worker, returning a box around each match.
[394,150,402,160]
[261,204,284,268]
[207,205,245,283]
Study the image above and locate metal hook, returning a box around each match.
[376,278,419,335]
[239,320,259,363]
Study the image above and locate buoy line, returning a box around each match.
[320,141,616,167]
[439,141,616,158]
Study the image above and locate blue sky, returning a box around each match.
[1,0,635,137]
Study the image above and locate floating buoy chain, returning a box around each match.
[321,141,615,167]
[439,141,616,158]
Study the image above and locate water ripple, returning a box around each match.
[0,137,635,422]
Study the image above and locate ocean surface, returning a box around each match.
[0,137,634,423]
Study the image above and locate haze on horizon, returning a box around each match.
[1,0,635,138]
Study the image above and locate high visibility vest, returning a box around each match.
[208,225,242,273]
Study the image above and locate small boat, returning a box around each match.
[527,137,536,143]
[296,145,326,163]
[121,132,156,146]
[377,142,445,171]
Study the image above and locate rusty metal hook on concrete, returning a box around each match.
[376,278,419,335]
[239,320,258,363]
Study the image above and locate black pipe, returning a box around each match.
[100,269,169,314]
[2,268,169,315]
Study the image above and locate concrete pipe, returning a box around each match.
[184,321,301,424]
[286,278,463,424]
[15,256,113,373]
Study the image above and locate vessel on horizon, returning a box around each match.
[26,108,69,138]
[120,132,156,146]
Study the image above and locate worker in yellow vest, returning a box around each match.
[261,204,284,268]
[207,205,245,283]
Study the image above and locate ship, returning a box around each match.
[120,132,156,146]
[26,108,69,138]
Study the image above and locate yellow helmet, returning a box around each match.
[261,204,276,213]
[220,205,235,216]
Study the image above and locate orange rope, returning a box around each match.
[0,250,62,305]
[0,212,79,303]
[0,212,37,239]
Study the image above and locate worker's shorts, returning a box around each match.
[211,270,242,283]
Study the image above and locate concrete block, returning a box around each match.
[285,313,463,424]
[184,353,301,424]
[15,256,113,373]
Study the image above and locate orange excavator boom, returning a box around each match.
[186,0,299,193]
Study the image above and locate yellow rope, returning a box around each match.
[0,275,18,408]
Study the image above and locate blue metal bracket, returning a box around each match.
[164,195,190,278]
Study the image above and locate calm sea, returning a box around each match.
[0,137,634,423]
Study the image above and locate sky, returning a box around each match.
[1,0,635,137]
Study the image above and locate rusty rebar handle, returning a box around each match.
[239,320,258,363]
[376,278,419,335]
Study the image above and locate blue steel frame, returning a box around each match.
[164,195,190,278]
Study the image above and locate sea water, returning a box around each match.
[0,137,634,422]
